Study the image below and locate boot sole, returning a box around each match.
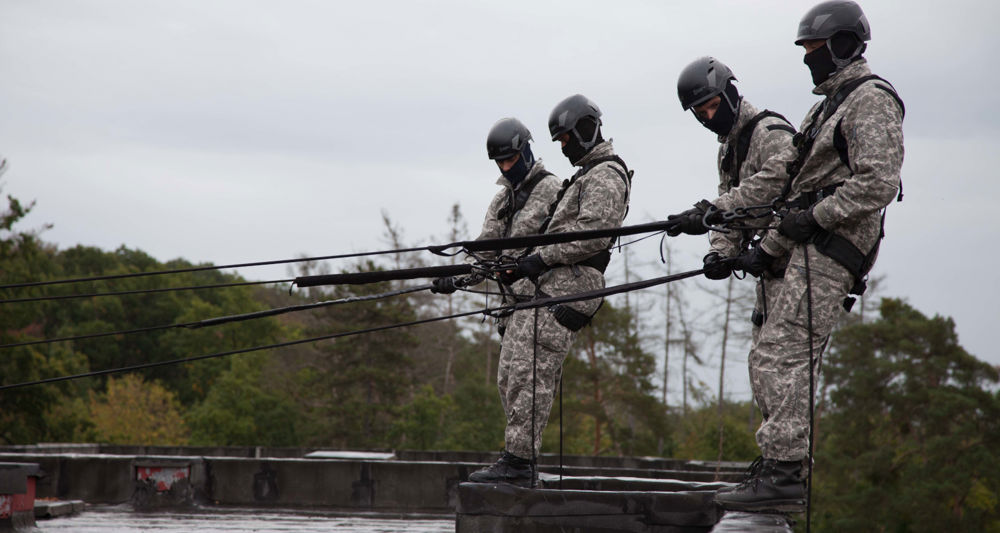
[466,477,533,488]
[502,479,533,488]
[715,498,806,514]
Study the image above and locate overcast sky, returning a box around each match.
[1,1,997,401]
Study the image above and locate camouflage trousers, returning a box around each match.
[750,244,851,461]
[749,275,785,415]
[750,275,785,349]
[497,305,579,459]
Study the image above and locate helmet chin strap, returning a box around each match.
[826,35,867,69]
[721,86,741,115]
[572,118,603,151]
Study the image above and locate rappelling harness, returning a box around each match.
[721,110,796,190]
[526,155,633,332]
[489,157,633,334]
[723,110,797,278]
[491,167,556,335]
[776,74,905,312]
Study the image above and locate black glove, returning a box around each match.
[702,252,732,280]
[733,246,776,278]
[516,253,547,282]
[778,207,821,243]
[666,199,720,237]
[499,253,547,284]
[431,276,458,294]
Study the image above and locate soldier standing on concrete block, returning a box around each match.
[667,0,904,513]
[466,95,632,486]
[672,55,796,364]
[432,117,560,485]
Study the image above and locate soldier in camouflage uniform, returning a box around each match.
[432,117,561,338]
[672,56,795,356]
[467,95,631,486]
[668,1,904,512]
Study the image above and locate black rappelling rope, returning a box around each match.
[0,285,431,350]
[0,306,487,393]
[295,264,474,288]
[805,246,816,533]
[0,247,433,291]
[559,373,564,489]
[0,230,664,303]
[186,285,431,329]
[0,278,294,305]
[531,305,539,489]
[430,219,679,255]
[0,218,687,293]
[0,267,708,392]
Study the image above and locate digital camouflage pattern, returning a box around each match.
[713,59,904,260]
[468,160,562,326]
[536,141,629,269]
[473,160,562,262]
[705,99,794,369]
[753,246,848,460]
[708,99,794,264]
[716,60,904,461]
[499,140,630,458]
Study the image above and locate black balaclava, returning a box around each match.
[804,32,865,86]
[501,143,535,186]
[561,117,603,165]
[804,45,837,86]
[701,81,740,136]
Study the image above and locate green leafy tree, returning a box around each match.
[813,298,1000,533]
[389,384,457,450]
[291,267,419,448]
[672,400,758,463]
[548,302,673,457]
[87,374,189,445]
[389,327,506,452]
[0,186,89,444]
[187,351,302,446]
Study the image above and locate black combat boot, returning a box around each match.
[714,458,806,513]
[467,450,534,487]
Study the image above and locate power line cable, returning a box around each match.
[0,306,485,392]
[0,285,430,349]
[0,219,691,291]
[0,278,294,304]
[0,229,659,303]
[0,247,431,291]
[0,268,706,391]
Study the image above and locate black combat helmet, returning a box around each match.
[677,56,737,111]
[795,1,870,45]
[487,118,532,161]
[548,94,602,149]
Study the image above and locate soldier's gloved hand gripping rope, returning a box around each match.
[666,199,724,236]
[498,254,547,285]
[778,207,821,243]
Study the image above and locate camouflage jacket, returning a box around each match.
[714,59,904,261]
[708,99,795,260]
[472,160,561,299]
[534,141,630,315]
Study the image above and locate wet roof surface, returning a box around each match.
[35,506,453,533]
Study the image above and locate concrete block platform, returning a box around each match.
[537,475,732,492]
[710,511,794,532]
[457,474,795,533]
[456,475,724,533]
[34,500,85,519]
[0,446,789,531]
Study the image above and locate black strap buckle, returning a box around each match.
[549,304,592,332]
